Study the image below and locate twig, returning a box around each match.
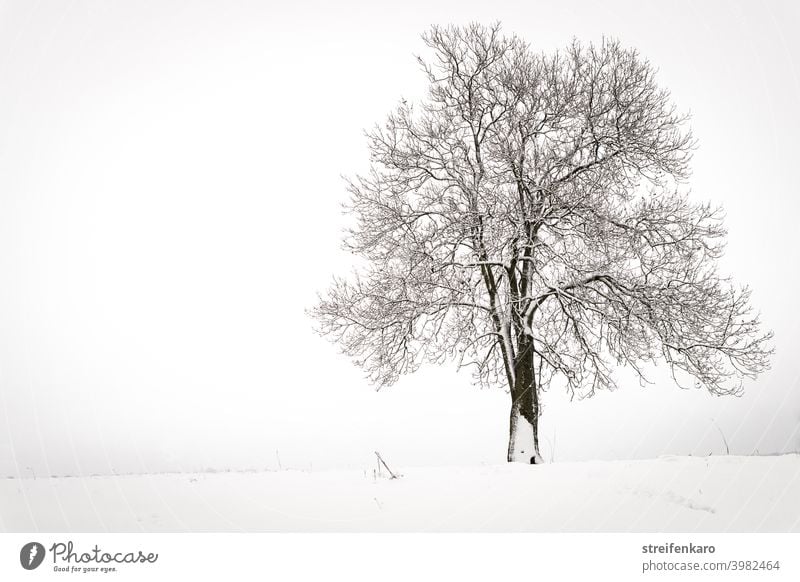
[374,451,400,479]
[711,419,730,455]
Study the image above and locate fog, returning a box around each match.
[1,0,798,477]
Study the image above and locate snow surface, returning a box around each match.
[1,455,798,532]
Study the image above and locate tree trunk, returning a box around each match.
[507,337,543,464]
[507,392,543,463]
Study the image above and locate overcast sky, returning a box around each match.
[1,0,798,477]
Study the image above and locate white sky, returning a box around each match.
[0,0,798,476]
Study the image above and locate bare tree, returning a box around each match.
[312,24,773,463]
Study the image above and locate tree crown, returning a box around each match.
[313,23,773,399]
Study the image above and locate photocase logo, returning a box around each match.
[20,542,46,570]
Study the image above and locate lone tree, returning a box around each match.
[312,24,773,463]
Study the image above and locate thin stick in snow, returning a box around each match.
[374,451,400,479]
[711,420,730,455]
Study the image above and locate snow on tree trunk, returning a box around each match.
[507,402,542,464]
[507,336,543,464]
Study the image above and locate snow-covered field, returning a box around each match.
[1,455,798,532]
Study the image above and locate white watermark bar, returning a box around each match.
[1,533,799,581]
